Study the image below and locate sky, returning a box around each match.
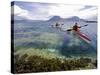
[11,1,98,21]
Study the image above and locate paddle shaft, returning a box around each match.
[79,24,88,28]
[67,24,88,31]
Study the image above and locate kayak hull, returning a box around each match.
[74,31,91,43]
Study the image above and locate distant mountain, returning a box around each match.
[65,16,80,21]
[13,15,96,23]
[48,16,62,21]
[48,16,86,22]
[12,20,45,23]
[85,21,97,23]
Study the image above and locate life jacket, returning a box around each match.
[73,25,79,31]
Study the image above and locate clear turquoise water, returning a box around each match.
[13,20,97,59]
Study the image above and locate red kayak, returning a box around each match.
[74,31,91,43]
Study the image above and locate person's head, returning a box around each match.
[75,22,78,25]
[75,23,78,26]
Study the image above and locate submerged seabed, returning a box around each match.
[14,20,97,59]
[13,20,97,73]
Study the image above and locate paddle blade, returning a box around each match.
[67,29,72,31]
[84,24,88,26]
[79,24,88,28]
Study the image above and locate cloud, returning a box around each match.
[12,2,97,21]
[49,4,85,18]
[12,5,33,20]
[77,7,97,20]
[79,6,94,11]
[49,4,97,20]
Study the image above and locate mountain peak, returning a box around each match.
[48,16,86,22]
[65,16,80,21]
[48,16,62,21]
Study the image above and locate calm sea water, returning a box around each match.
[13,20,97,59]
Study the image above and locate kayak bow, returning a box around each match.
[74,30,91,43]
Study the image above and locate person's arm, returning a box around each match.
[78,26,81,28]
[78,25,81,28]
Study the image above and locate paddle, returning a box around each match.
[67,29,73,31]
[67,24,88,31]
[78,24,88,28]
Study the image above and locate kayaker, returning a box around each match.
[72,23,80,31]
[55,22,59,27]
